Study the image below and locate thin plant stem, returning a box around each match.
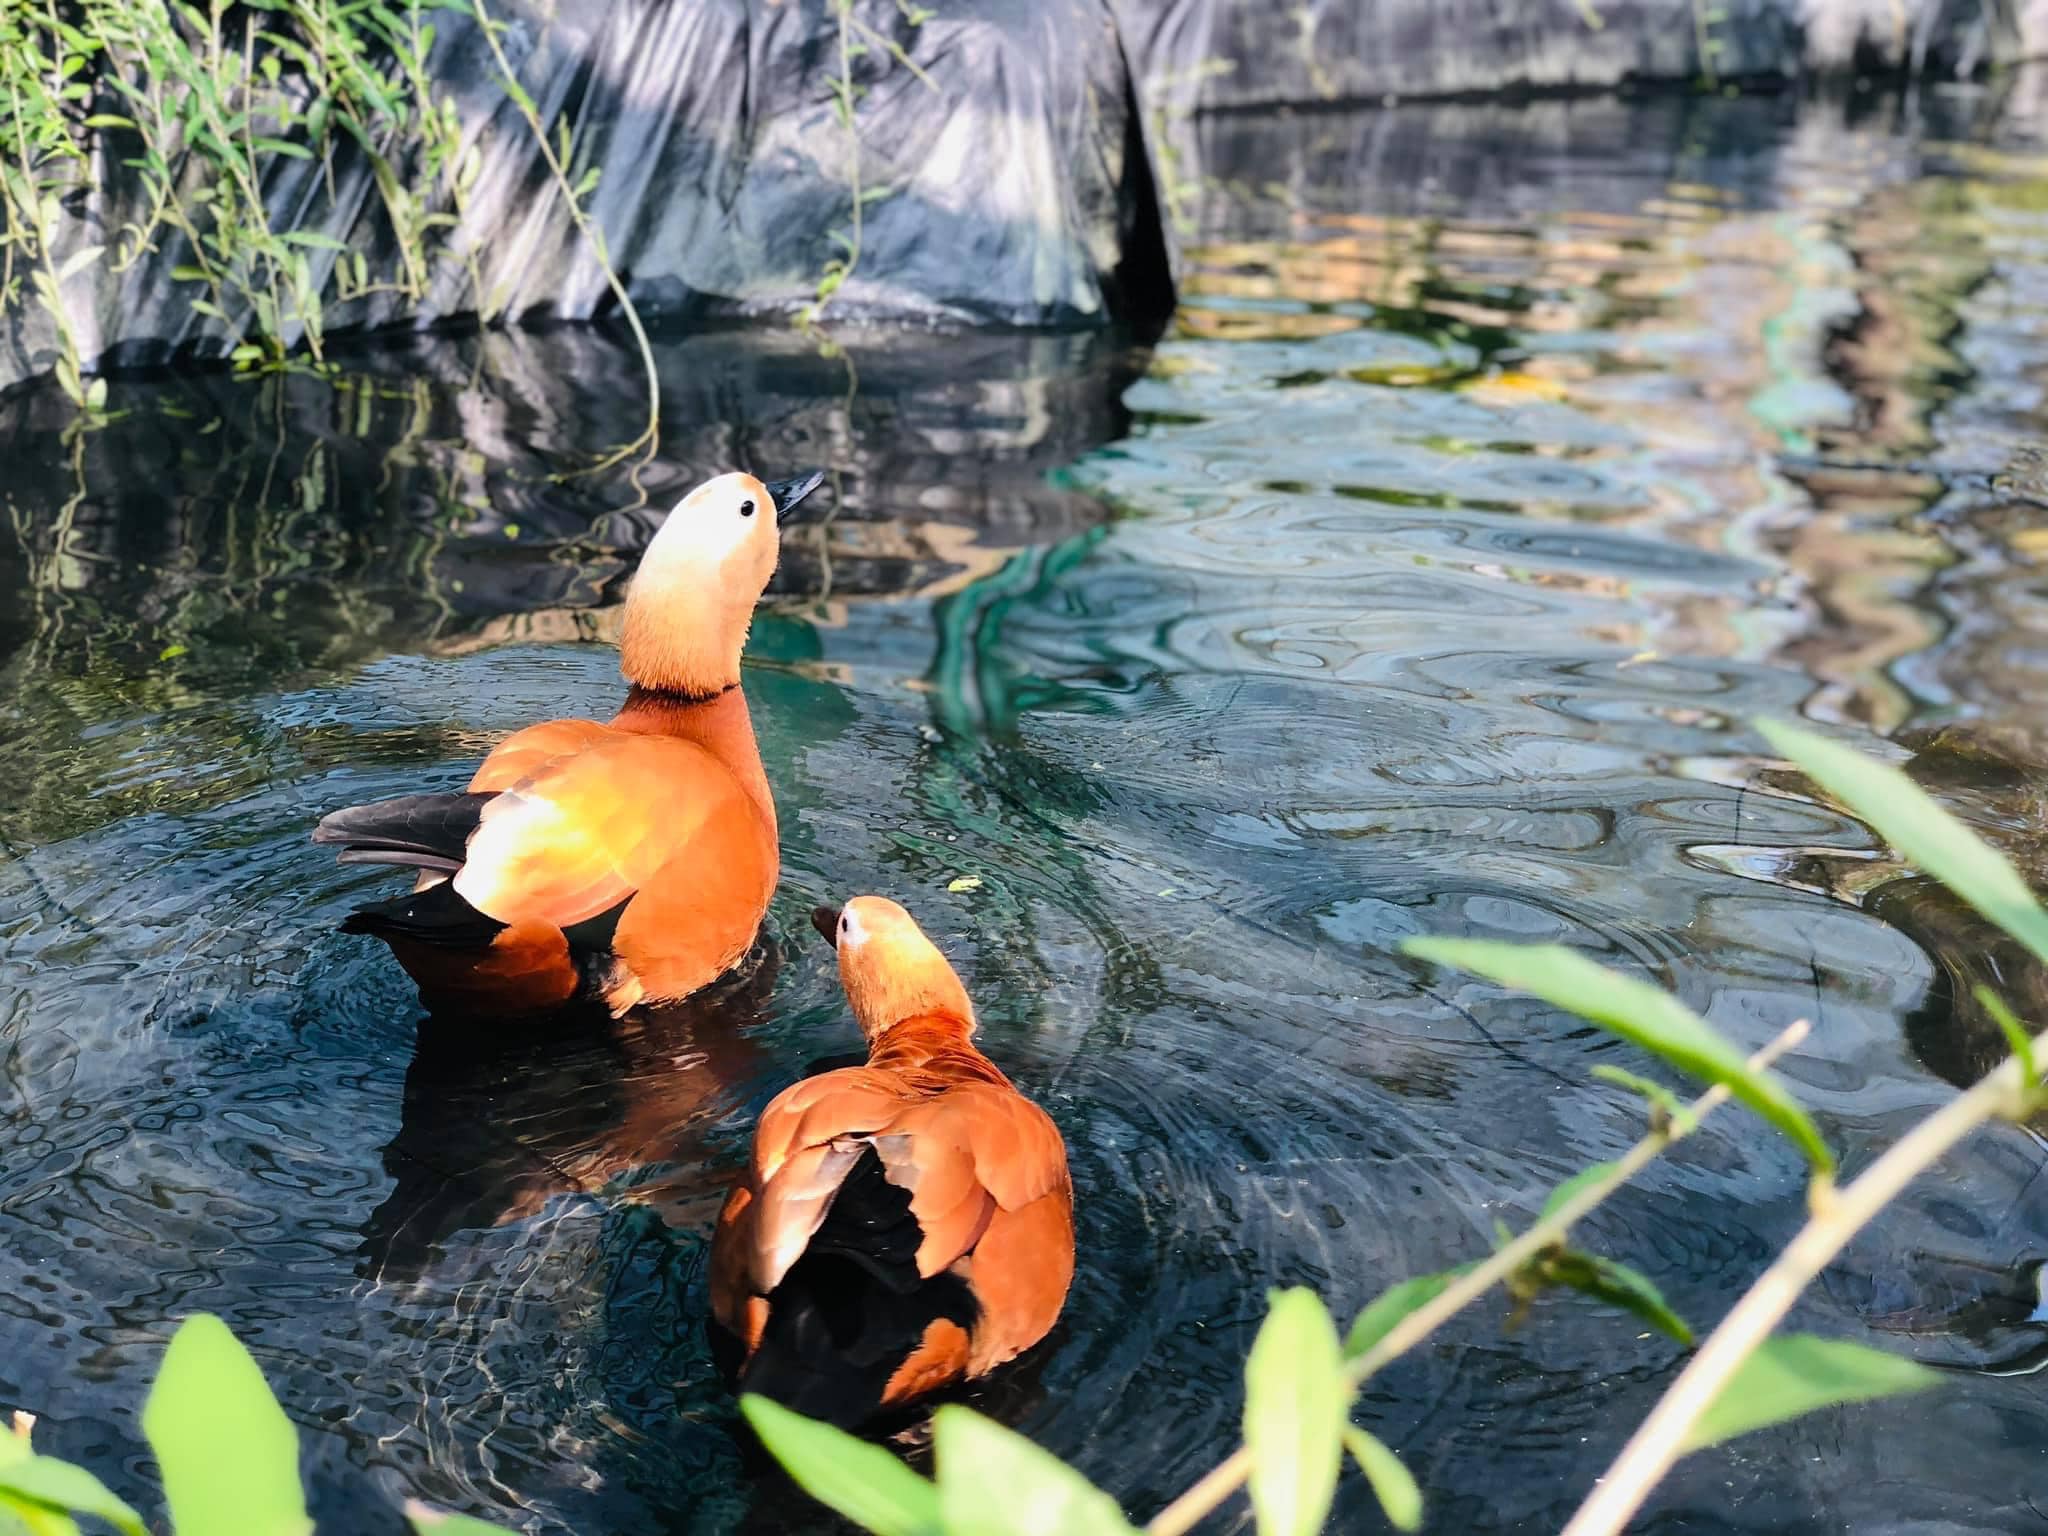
[472,0,658,485]
[1559,1029,2047,1536]
[1144,1018,1814,1536]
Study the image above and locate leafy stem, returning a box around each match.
[1142,1017,1813,1536]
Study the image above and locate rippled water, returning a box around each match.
[11,80,2048,1534]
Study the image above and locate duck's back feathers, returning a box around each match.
[712,1020,1074,1424]
[731,1144,980,1427]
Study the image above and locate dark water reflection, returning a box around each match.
[10,79,2048,1535]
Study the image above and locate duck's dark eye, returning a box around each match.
[840,915,849,932]
[739,499,756,518]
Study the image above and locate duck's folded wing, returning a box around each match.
[877,1084,1071,1278]
[453,735,749,929]
[468,718,613,793]
[739,1070,908,1293]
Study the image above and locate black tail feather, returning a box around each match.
[340,876,506,950]
[314,792,492,870]
[735,1144,977,1428]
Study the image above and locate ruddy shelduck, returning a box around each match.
[314,469,825,1017]
[710,896,1075,1426]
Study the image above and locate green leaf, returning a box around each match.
[0,1459,144,1536]
[1245,1288,1349,1536]
[1538,1160,1622,1225]
[1589,1065,1693,1132]
[1684,1334,1939,1452]
[932,1406,1134,1536]
[740,1396,938,1536]
[83,378,106,411]
[1760,718,2048,968]
[1972,985,2039,1095]
[280,230,350,251]
[1403,939,1834,1173]
[1341,1428,1421,1533]
[0,1490,81,1536]
[82,114,135,130]
[1345,1269,1461,1360]
[142,1315,311,1536]
[402,1501,522,1535]
[1539,1249,1694,1346]
[0,1417,29,1470]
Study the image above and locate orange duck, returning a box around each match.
[314,469,824,1018]
[710,896,1075,1427]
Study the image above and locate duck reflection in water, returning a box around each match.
[357,940,782,1286]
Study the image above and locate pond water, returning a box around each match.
[9,77,2048,1535]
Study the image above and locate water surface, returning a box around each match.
[9,80,2048,1534]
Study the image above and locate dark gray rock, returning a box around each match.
[3,0,2038,392]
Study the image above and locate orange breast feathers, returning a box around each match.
[713,1042,1075,1384]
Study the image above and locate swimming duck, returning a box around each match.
[313,469,824,1018]
[710,896,1074,1427]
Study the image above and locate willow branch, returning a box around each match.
[1560,1032,2045,1536]
[472,0,657,482]
[1144,1018,1814,1536]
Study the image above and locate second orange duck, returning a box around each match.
[710,896,1075,1427]
[313,469,823,1018]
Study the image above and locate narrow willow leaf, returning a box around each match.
[740,1397,938,1536]
[0,1459,143,1536]
[1974,985,2039,1093]
[1538,1160,1622,1225]
[1341,1428,1422,1533]
[1246,1289,1348,1536]
[142,1315,310,1536]
[402,1501,522,1535]
[56,245,104,282]
[1760,718,2048,968]
[1542,1250,1694,1345]
[932,1406,1134,1535]
[1403,938,1833,1173]
[1345,1269,1463,1359]
[1684,1334,1939,1452]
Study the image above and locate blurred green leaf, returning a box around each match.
[1345,1270,1461,1360]
[933,1406,1133,1535]
[1684,1334,1938,1452]
[1973,986,2039,1097]
[740,1396,938,1536]
[0,1459,143,1536]
[1404,939,1833,1174]
[1245,1289,1348,1536]
[1341,1428,1421,1533]
[0,1490,82,1536]
[402,1501,522,1535]
[1538,1250,1693,1346]
[1538,1160,1621,1225]
[1761,719,2048,968]
[142,1315,310,1536]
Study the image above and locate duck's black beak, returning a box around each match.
[765,471,827,524]
[810,904,842,948]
